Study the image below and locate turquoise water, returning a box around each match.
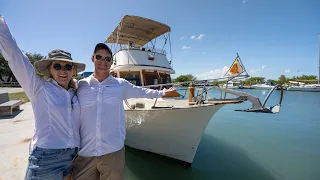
[124,89,320,180]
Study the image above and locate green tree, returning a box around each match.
[242,77,265,85]
[296,75,317,80]
[0,53,11,81]
[286,74,317,84]
[173,74,196,83]
[267,79,277,85]
[277,75,287,84]
[26,52,45,77]
[0,52,45,82]
[26,52,44,65]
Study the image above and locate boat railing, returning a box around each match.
[140,75,249,89]
[125,76,284,114]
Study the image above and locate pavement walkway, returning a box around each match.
[0,102,34,180]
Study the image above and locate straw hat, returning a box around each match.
[34,49,85,75]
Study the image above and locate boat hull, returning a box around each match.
[124,103,224,164]
[252,85,275,90]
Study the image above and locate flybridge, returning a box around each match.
[105,15,171,47]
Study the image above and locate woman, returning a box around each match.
[0,16,85,180]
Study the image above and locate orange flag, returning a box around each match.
[225,57,244,77]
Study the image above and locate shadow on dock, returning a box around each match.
[0,109,24,120]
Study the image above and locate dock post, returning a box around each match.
[188,83,195,104]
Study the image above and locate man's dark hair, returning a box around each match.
[94,43,112,56]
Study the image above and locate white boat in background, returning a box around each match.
[287,81,320,92]
[287,34,320,92]
[220,81,240,89]
[252,83,275,90]
[287,84,320,91]
[103,15,284,165]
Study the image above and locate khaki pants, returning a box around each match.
[72,147,125,180]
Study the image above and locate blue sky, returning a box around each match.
[1,0,319,80]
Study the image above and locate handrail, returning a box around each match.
[139,74,250,89]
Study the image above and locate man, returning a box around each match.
[73,43,175,180]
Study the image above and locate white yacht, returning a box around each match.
[287,81,320,92]
[103,15,282,165]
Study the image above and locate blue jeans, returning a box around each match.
[25,146,78,180]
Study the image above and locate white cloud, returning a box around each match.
[249,65,266,74]
[182,45,191,50]
[180,36,185,40]
[285,69,291,73]
[191,34,206,40]
[242,0,248,4]
[196,34,205,40]
[250,68,260,74]
[195,66,229,80]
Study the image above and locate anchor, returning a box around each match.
[213,85,284,114]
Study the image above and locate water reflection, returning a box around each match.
[125,134,279,180]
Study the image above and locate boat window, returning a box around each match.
[159,73,172,89]
[120,72,141,86]
[160,74,171,84]
[144,73,160,90]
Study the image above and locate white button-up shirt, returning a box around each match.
[77,75,165,156]
[0,16,80,151]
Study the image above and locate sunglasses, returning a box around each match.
[52,63,73,71]
[94,54,112,62]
